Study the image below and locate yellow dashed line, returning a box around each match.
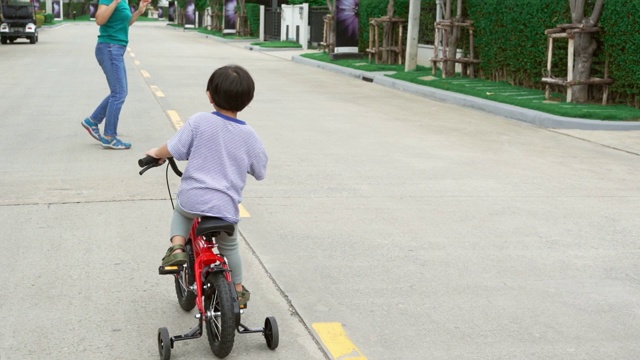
[239,204,250,218]
[129,52,136,58]
[134,60,141,65]
[150,85,165,97]
[141,70,150,78]
[313,323,367,360]
[167,110,183,130]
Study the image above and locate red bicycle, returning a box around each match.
[139,156,278,360]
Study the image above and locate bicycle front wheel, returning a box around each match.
[204,272,236,358]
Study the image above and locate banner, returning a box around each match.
[335,0,359,52]
[168,1,175,22]
[32,0,40,11]
[223,0,236,34]
[184,0,195,27]
[52,0,61,19]
[89,3,97,19]
[158,7,164,19]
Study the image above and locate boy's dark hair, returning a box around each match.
[206,65,255,112]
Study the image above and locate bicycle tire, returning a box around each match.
[204,272,236,358]
[174,242,196,311]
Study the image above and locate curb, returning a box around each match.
[292,55,640,131]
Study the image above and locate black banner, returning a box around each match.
[335,0,359,49]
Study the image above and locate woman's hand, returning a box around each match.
[137,0,151,14]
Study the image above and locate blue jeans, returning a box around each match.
[90,42,128,138]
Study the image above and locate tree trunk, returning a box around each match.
[326,0,335,53]
[236,0,248,36]
[569,0,604,103]
[210,0,221,31]
[444,0,462,77]
[382,0,395,63]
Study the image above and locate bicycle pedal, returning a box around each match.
[158,264,183,275]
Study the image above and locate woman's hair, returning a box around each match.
[206,65,255,112]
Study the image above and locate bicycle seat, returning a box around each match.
[196,217,235,237]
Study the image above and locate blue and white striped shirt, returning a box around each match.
[167,111,268,223]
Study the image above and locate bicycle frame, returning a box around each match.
[189,218,233,315]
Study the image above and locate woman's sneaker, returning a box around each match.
[101,136,131,150]
[81,118,101,142]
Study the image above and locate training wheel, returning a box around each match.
[263,316,279,350]
[157,327,172,360]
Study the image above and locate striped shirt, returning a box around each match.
[167,111,268,223]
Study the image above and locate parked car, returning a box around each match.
[1,1,38,44]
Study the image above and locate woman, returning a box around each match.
[81,0,151,150]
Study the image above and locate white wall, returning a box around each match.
[280,3,309,49]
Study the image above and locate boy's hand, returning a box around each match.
[145,148,166,164]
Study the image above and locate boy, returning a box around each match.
[145,65,268,307]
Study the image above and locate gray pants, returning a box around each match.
[170,203,242,284]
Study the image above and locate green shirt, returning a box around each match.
[97,0,132,46]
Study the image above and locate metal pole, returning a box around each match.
[404,0,420,71]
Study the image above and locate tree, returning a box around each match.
[208,0,222,31]
[443,0,463,77]
[236,0,249,36]
[325,0,335,53]
[382,0,395,63]
[569,0,605,103]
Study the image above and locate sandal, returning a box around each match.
[237,286,251,309]
[161,244,188,266]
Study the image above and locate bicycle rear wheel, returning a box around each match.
[174,242,196,311]
[204,272,236,358]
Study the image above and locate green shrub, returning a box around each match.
[43,13,54,23]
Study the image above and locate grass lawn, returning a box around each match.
[250,40,302,48]
[301,52,640,121]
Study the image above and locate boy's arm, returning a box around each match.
[146,143,173,160]
[249,150,268,181]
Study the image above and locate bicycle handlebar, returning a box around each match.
[138,156,183,177]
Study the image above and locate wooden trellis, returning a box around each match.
[320,14,334,53]
[431,19,480,78]
[541,24,613,104]
[366,16,407,65]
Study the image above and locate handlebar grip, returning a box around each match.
[138,155,160,168]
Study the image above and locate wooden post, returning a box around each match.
[469,29,475,78]
[432,24,439,75]
[374,22,380,63]
[368,21,373,63]
[545,37,553,100]
[398,23,404,65]
[567,37,574,103]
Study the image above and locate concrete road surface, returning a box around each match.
[1,21,640,360]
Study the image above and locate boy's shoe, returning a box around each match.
[101,136,131,150]
[237,286,250,309]
[161,244,188,266]
[81,118,101,142]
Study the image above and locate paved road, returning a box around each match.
[1,21,640,360]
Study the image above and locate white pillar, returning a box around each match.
[259,5,265,41]
[405,0,420,71]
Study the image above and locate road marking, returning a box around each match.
[167,110,183,129]
[312,323,367,360]
[239,204,250,218]
[141,70,150,78]
[129,52,136,58]
[150,85,165,97]
[134,60,141,65]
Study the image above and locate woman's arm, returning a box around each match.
[130,0,151,25]
[95,0,120,26]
